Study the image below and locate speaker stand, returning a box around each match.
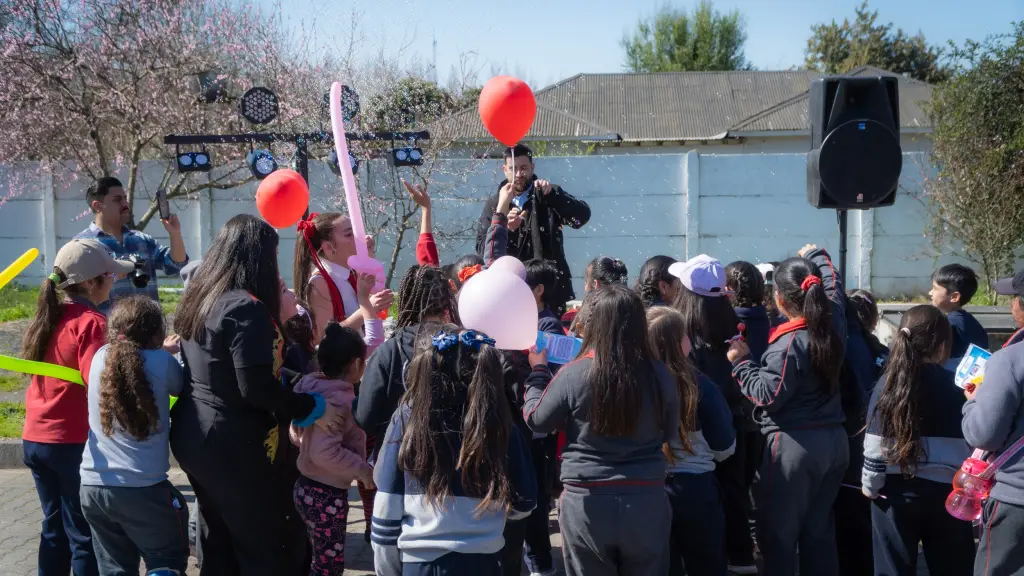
[836,209,848,285]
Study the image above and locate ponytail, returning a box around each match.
[458,342,511,512]
[99,296,164,441]
[586,256,628,289]
[22,268,88,362]
[774,257,843,392]
[293,212,345,320]
[874,305,950,474]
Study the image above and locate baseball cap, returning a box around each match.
[993,269,1024,298]
[52,239,134,289]
[668,254,729,297]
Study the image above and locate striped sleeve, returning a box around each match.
[371,412,406,576]
[861,432,887,497]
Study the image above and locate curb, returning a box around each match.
[0,438,179,469]
[0,438,24,468]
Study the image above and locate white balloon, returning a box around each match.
[458,269,538,350]
[489,255,527,280]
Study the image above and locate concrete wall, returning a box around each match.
[0,148,977,299]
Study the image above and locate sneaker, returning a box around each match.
[529,569,559,576]
[727,564,758,575]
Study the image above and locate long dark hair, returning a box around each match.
[635,255,678,308]
[293,212,343,303]
[174,214,282,340]
[22,269,95,362]
[395,265,458,330]
[848,289,879,332]
[581,283,657,436]
[646,306,698,455]
[586,256,628,289]
[673,284,739,353]
[726,261,765,309]
[873,305,951,474]
[283,303,316,365]
[774,256,843,391]
[99,296,165,440]
[398,324,512,514]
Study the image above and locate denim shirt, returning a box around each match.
[74,223,188,315]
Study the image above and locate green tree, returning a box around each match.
[805,1,950,83]
[365,76,457,130]
[621,1,750,73]
[924,22,1024,293]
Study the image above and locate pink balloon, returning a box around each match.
[458,269,538,350]
[489,256,526,280]
[330,82,385,291]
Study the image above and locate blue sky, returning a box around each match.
[265,0,1022,88]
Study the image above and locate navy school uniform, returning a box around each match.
[730,248,849,576]
[665,372,737,576]
[862,364,975,576]
[948,308,989,359]
[370,404,537,576]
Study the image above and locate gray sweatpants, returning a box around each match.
[558,483,671,576]
[754,426,849,576]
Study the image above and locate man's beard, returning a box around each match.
[513,179,530,193]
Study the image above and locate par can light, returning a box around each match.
[246,149,278,179]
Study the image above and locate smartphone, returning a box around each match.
[156,189,170,220]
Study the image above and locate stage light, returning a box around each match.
[240,87,279,125]
[322,86,361,124]
[390,147,423,167]
[176,147,212,172]
[328,149,359,176]
[246,149,277,179]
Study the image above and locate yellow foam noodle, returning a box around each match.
[0,354,177,408]
[0,248,39,291]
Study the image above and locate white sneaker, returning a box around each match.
[529,569,559,576]
[727,564,758,575]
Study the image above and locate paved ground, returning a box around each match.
[0,467,565,576]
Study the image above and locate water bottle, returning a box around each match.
[535,331,583,365]
[945,457,995,522]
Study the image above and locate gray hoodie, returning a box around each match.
[962,340,1024,506]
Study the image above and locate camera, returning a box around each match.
[127,255,149,288]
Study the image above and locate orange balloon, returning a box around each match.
[478,76,537,147]
[255,169,309,228]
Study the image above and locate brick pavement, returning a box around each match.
[0,468,564,576]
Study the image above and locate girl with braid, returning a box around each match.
[355,265,458,543]
[635,255,681,309]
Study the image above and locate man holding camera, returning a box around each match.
[74,176,189,315]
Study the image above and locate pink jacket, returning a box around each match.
[289,373,372,489]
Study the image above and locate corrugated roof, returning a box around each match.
[432,66,934,143]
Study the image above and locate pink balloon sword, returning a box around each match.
[329,81,385,290]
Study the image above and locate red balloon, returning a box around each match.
[478,75,537,147]
[255,169,309,228]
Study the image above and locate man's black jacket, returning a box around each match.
[475,175,590,312]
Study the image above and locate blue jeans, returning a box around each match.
[22,440,99,576]
[80,481,190,576]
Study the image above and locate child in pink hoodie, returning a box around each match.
[290,322,375,576]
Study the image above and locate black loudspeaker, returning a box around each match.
[807,76,902,209]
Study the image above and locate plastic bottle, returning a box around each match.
[945,457,995,522]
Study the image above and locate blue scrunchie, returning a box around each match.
[431,330,495,352]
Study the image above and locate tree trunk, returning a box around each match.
[386,223,408,289]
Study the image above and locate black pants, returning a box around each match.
[171,408,289,576]
[500,519,527,576]
[833,486,873,576]
[403,551,501,576]
[524,435,556,574]
[975,497,1024,576]
[23,440,99,576]
[665,472,727,576]
[715,424,757,566]
[871,475,975,576]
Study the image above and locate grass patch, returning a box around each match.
[160,288,182,317]
[0,283,38,323]
[0,374,26,393]
[0,401,25,438]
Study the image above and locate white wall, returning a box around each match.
[0,150,977,299]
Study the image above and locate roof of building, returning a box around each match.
[430,66,934,144]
